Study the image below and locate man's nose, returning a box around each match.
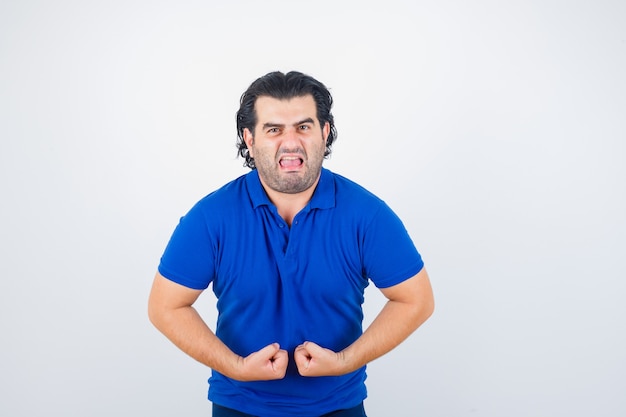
[281,127,301,145]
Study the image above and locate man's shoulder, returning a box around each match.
[192,173,251,212]
[326,170,384,205]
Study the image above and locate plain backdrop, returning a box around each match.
[1,1,625,416]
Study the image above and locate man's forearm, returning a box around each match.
[148,273,289,381]
[149,304,241,377]
[340,295,433,373]
[293,269,434,377]
[340,269,434,374]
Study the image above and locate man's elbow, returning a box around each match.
[412,288,435,328]
[147,296,161,328]
[415,269,435,323]
[422,294,435,321]
[147,291,170,331]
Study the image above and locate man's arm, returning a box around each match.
[148,272,288,381]
[294,267,434,376]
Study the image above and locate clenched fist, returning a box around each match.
[235,343,288,381]
[294,341,346,377]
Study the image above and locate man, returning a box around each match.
[148,71,434,417]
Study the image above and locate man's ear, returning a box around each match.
[243,128,254,157]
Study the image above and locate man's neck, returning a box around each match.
[260,179,319,227]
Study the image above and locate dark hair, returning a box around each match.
[236,71,338,169]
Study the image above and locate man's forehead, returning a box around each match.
[256,94,315,105]
[255,95,317,115]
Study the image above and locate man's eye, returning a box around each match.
[268,128,279,133]
[299,125,310,130]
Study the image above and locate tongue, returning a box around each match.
[281,159,301,168]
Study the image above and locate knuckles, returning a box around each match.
[244,342,340,380]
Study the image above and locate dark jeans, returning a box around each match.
[212,402,367,417]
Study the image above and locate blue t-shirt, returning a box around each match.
[158,168,424,417]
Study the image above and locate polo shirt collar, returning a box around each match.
[246,168,335,210]
[309,168,335,209]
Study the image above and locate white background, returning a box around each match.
[1,1,625,416]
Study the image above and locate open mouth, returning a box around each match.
[279,156,304,169]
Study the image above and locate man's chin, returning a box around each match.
[273,177,317,194]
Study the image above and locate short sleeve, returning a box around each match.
[158,203,216,290]
[362,203,424,288]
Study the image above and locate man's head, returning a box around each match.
[236,71,337,170]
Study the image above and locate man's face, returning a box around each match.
[244,95,330,195]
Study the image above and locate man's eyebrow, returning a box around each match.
[296,118,315,125]
[261,118,316,130]
[262,122,284,130]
